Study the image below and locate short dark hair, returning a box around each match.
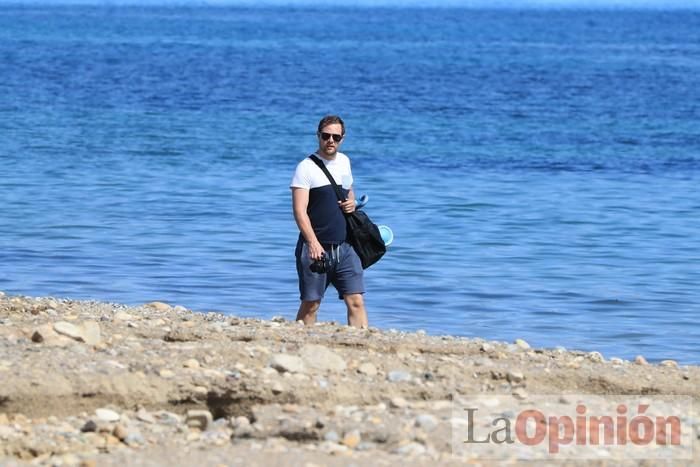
[317,115,345,135]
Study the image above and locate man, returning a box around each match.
[290,115,368,328]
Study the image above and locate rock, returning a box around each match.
[415,414,439,431]
[394,441,426,456]
[610,357,624,365]
[587,351,605,363]
[341,429,361,449]
[113,311,134,321]
[634,355,649,365]
[324,430,339,442]
[387,370,411,382]
[186,410,213,430]
[357,362,378,376]
[300,344,347,373]
[81,320,101,346]
[147,302,171,312]
[31,324,57,343]
[136,409,156,424]
[514,339,531,350]
[480,342,494,352]
[54,322,84,342]
[112,424,129,441]
[660,360,679,369]
[80,420,98,433]
[506,370,524,383]
[183,358,200,369]
[95,408,120,423]
[159,369,175,379]
[270,354,306,374]
[512,388,528,401]
[390,397,408,408]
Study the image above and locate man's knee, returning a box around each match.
[344,294,364,309]
[300,300,321,314]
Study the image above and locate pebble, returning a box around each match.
[635,355,649,365]
[390,397,408,409]
[394,441,426,456]
[415,414,439,431]
[147,302,171,312]
[323,430,339,442]
[506,370,524,383]
[514,339,531,350]
[53,322,83,342]
[95,408,120,423]
[660,360,679,369]
[512,388,528,401]
[387,370,411,382]
[183,358,200,369]
[357,362,378,377]
[81,320,102,346]
[587,351,605,363]
[341,429,361,448]
[300,344,347,373]
[186,410,213,431]
[270,354,306,374]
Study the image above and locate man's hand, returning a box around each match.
[307,240,325,261]
[338,199,355,214]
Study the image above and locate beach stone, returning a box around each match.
[112,424,129,441]
[514,339,531,350]
[80,420,98,433]
[324,430,339,442]
[610,357,624,365]
[394,441,426,456]
[95,408,120,423]
[54,322,84,341]
[390,397,408,408]
[186,410,213,430]
[512,388,528,401]
[270,354,306,374]
[357,362,377,376]
[635,355,649,365]
[147,301,171,312]
[31,324,57,343]
[159,369,175,379]
[387,370,411,382]
[480,343,494,352]
[587,351,605,363]
[183,358,200,369]
[506,370,525,383]
[136,409,156,424]
[660,360,679,369]
[415,414,439,431]
[113,311,134,321]
[300,344,347,373]
[81,320,101,346]
[342,429,361,448]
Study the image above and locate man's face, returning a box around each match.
[317,123,344,157]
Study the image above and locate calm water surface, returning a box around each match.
[1,5,699,363]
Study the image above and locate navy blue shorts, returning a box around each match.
[295,239,365,301]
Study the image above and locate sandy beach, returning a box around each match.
[1,291,698,466]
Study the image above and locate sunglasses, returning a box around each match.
[320,132,343,143]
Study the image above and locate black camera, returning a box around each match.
[310,253,333,274]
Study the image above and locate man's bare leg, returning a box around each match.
[344,293,368,328]
[296,300,321,325]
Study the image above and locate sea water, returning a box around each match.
[1,5,699,363]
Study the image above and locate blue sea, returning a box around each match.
[2,4,699,363]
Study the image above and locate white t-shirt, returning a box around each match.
[290,152,353,190]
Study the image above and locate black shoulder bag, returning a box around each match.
[309,155,386,269]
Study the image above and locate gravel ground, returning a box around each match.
[1,292,698,466]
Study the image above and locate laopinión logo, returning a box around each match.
[452,395,695,460]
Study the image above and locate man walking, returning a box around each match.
[290,115,368,328]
